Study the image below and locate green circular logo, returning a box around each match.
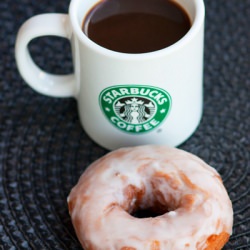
[99,85,172,133]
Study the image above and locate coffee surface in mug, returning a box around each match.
[82,0,191,53]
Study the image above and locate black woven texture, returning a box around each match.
[0,0,249,249]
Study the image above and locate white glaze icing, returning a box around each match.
[68,145,233,250]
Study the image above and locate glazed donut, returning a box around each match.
[68,145,233,250]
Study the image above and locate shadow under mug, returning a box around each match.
[15,0,205,150]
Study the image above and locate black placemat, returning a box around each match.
[0,0,249,249]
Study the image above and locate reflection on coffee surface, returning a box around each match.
[82,0,191,53]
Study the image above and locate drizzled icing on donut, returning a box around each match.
[68,145,233,250]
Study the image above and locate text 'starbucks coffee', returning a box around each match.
[99,86,172,133]
[82,0,191,53]
[15,0,205,150]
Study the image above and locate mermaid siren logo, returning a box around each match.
[99,85,172,133]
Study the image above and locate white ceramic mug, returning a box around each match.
[15,0,205,150]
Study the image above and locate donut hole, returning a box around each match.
[123,172,182,219]
[130,191,175,218]
[132,207,168,218]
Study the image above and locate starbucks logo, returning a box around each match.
[99,85,172,133]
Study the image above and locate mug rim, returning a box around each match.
[69,0,205,59]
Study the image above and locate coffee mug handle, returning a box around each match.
[15,13,76,97]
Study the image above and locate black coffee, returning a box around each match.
[83,0,191,53]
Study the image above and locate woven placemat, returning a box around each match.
[0,0,249,249]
